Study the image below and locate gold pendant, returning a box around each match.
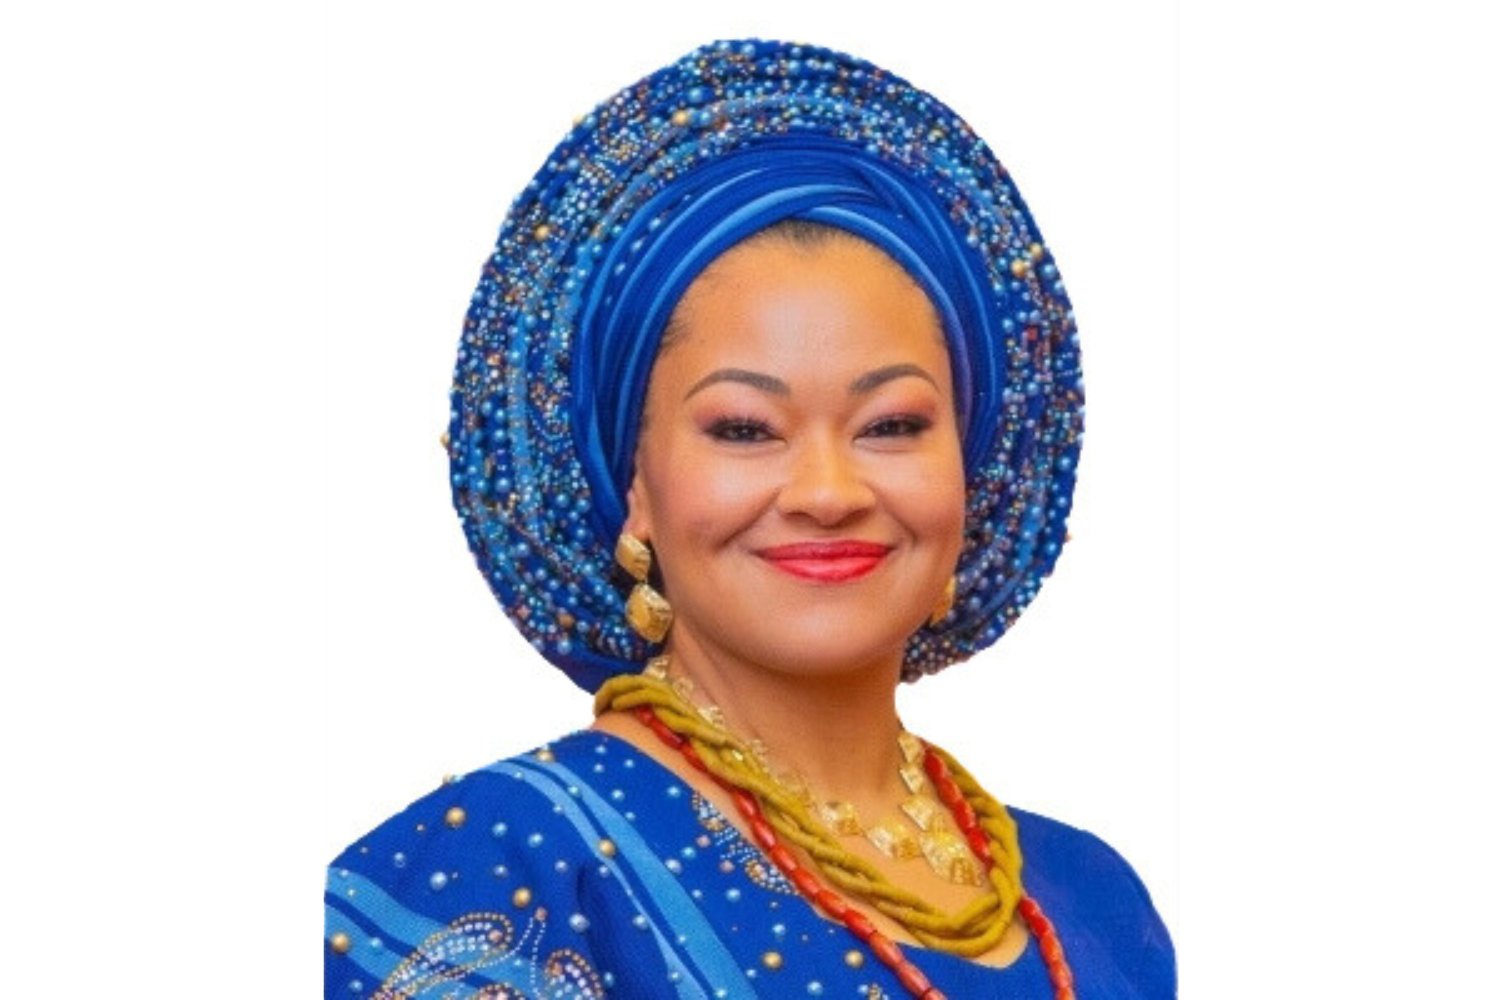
[865,816,922,860]
[899,794,948,833]
[919,829,985,886]
[818,800,863,836]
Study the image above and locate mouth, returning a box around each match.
[756,540,893,583]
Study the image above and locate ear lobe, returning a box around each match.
[622,475,651,542]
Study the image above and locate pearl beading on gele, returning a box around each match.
[448,39,1083,692]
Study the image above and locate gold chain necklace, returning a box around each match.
[816,732,987,887]
[642,656,986,886]
[593,664,1025,957]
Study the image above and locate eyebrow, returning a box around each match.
[683,363,938,401]
[683,368,790,400]
[847,363,938,395]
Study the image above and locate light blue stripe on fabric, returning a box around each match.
[485,760,710,1000]
[500,757,757,999]
[326,866,444,954]
[325,870,576,997]
[325,893,410,985]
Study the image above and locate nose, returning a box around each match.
[774,432,876,526]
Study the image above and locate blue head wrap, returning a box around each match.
[449,40,1083,693]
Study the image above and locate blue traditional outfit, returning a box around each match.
[327,39,1174,998]
[326,733,1172,999]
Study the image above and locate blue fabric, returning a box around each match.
[326,732,1175,998]
[447,40,1085,691]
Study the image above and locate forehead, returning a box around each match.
[658,234,951,385]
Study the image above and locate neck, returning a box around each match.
[662,628,907,800]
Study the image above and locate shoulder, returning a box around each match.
[327,732,606,885]
[1010,807,1157,896]
[1010,807,1177,999]
[324,733,621,998]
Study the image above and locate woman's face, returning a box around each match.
[625,232,966,680]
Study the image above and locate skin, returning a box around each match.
[593,232,1028,966]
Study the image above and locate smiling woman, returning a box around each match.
[622,226,966,682]
[325,40,1173,999]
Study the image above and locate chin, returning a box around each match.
[724,617,920,679]
[674,575,936,678]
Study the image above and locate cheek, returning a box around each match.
[893,458,966,554]
[643,449,773,549]
[931,482,969,551]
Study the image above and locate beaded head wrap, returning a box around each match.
[448,39,1083,693]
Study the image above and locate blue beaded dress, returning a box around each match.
[325,731,1173,999]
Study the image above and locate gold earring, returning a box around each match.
[928,575,957,626]
[616,532,673,643]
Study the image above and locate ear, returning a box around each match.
[622,471,652,542]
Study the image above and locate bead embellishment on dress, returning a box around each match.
[326,730,1138,1000]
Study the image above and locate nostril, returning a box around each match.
[777,451,876,524]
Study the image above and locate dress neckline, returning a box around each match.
[561,728,1045,980]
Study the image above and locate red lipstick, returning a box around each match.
[757,540,892,582]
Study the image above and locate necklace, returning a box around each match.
[629,705,1076,1000]
[651,659,986,886]
[594,669,1077,999]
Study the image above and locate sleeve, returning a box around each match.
[1080,831,1176,998]
[324,763,646,999]
[1016,810,1177,999]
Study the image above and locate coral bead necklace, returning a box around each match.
[595,670,1076,999]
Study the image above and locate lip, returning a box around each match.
[756,540,893,583]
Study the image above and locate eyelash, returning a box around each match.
[704,414,931,443]
[705,417,775,443]
[862,414,932,438]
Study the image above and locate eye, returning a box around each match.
[860,414,932,438]
[706,417,776,443]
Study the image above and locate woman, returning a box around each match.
[325,40,1174,999]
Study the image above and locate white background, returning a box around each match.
[2,2,1496,997]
